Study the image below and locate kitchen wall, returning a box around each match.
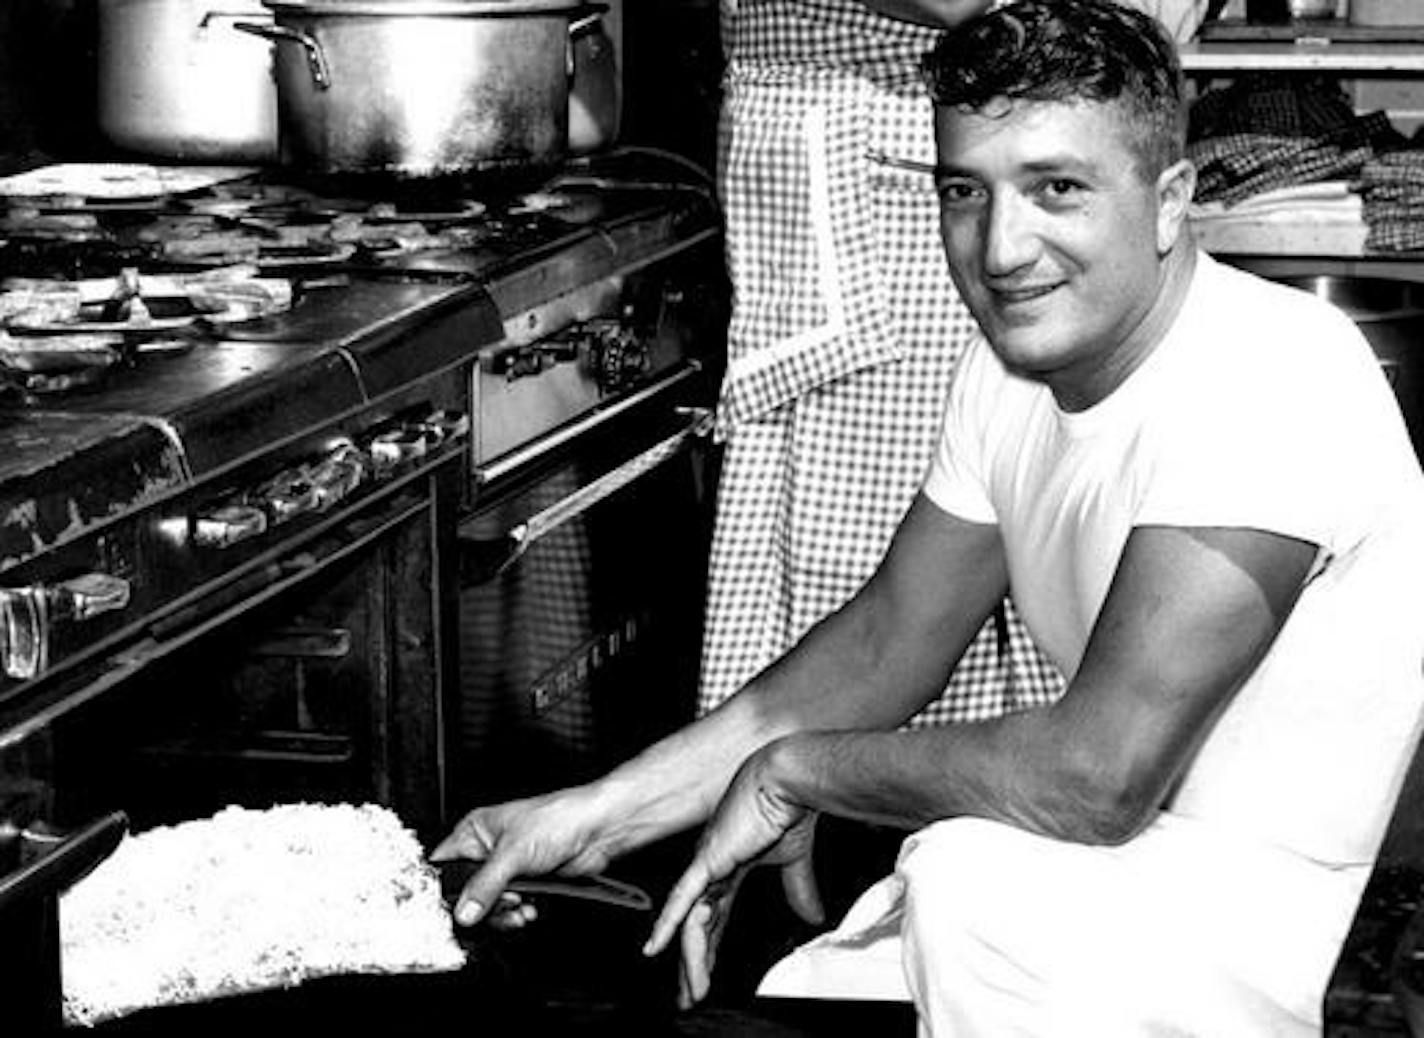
[620,0,722,174]
[0,0,101,172]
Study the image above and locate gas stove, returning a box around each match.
[0,150,725,1032]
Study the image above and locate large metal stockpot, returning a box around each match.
[96,0,280,162]
[236,0,599,181]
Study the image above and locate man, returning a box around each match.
[435,1,1424,1031]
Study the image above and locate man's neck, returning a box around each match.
[1055,240,1198,413]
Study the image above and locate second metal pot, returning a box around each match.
[98,0,279,162]
[237,0,599,181]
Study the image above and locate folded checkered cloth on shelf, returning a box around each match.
[1190,74,1367,142]
[1187,74,1424,251]
[1189,131,1377,207]
[1359,151,1424,252]
[1188,76,1400,204]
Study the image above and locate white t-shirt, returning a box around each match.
[924,252,1424,867]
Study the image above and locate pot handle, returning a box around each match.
[566,4,609,78]
[569,3,609,38]
[233,21,332,90]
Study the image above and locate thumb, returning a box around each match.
[780,853,825,927]
[452,854,522,927]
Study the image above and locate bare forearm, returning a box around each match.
[582,620,951,856]
[760,711,1150,844]
[758,529,1318,844]
[584,562,994,855]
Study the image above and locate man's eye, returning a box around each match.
[1040,179,1086,203]
[936,179,982,206]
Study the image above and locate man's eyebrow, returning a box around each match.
[1017,155,1099,177]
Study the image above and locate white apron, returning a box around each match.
[760,814,1367,1037]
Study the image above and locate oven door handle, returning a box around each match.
[462,405,713,577]
[0,809,128,916]
[474,361,705,487]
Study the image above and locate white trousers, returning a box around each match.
[759,815,1368,1037]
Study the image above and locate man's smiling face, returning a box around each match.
[933,98,1185,411]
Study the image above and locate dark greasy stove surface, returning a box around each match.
[0,150,719,570]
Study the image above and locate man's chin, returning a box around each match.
[985,332,1047,373]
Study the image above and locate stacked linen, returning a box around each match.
[1190,181,1368,254]
[1186,74,1424,253]
[1188,76,1399,207]
[1358,151,1424,252]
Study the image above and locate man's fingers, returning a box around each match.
[428,816,492,863]
[677,900,715,1009]
[781,853,825,926]
[451,854,524,927]
[643,862,711,957]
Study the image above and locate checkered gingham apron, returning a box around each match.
[698,0,1063,727]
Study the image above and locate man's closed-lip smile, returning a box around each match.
[991,283,1060,305]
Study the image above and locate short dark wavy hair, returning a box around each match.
[922,0,1186,177]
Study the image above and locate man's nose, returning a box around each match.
[982,195,1038,277]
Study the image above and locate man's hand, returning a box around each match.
[643,744,819,1007]
[674,812,826,1009]
[430,787,613,928]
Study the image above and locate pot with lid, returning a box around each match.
[235,0,604,183]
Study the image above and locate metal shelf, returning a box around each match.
[1182,40,1424,74]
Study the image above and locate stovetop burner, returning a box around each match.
[1,172,605,281]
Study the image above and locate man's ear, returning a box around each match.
[1155,158,1196,254]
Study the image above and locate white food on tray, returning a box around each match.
[60,802,467,1027]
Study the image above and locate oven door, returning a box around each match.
[51,471,455,842]
[451,362,715,807]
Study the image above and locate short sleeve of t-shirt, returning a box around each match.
[922,331,1002,525]
[1130,268,1402,559]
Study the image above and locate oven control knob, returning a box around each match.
[0,573,131,680]
[254,470,320,525]
[52,573,131,622]
[308,446,366,509]
[416,409,470,445]
[368,427,430,474]
[0,587,48,680]
[587,322,650,393]
[193,504,269,548]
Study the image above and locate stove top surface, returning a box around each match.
[0,151,722,569]
[0,153,714,282]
